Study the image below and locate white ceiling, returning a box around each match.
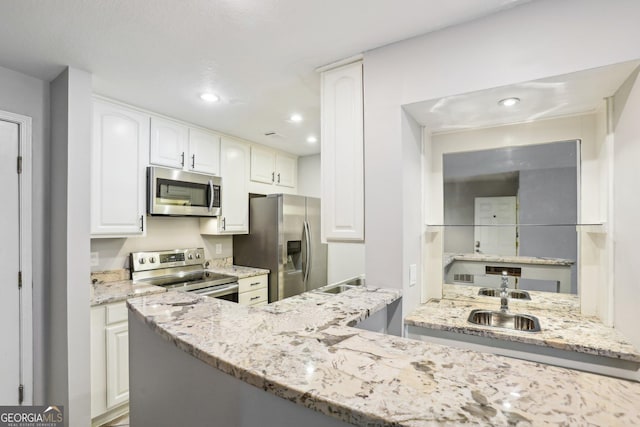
[405,60,640,133]
[0,0,529,156]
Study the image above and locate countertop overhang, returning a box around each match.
[128,286,640,426]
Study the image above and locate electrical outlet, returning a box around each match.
[215,243,222,255]
[90,252,99,267]
[409,264,416,287]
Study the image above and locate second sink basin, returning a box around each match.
[467,309,541,332]
[318,284,355,294]
[478,288,531,300]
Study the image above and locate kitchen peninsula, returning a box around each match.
[127,286,640,426]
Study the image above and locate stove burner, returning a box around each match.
[130,248,238,295]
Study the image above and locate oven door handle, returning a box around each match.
[192,283,239,298]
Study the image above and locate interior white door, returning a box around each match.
[474,196,517,256]
[0,119,21,404]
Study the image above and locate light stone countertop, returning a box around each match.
[205,264,270,279]
[443,283,580,313]
[406,288,640,363]
[90,279,166,306]
[205,256,269,279]
[444,252,575,268]
[128,285,640,426]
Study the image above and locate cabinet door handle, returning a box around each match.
[181,152,185,167]
[250,295,261,301]
[222,217,226,230]
[140,215,144,232]
[277,173,280,184]
[271,172,275,183]
[191,154,195,169]
[250,281,261,287]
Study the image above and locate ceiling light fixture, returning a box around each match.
[498,97,520,107]
[306,136,318,144]
[200,93,219,102]
[289,113,303,123]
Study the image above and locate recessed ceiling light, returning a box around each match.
[289,113,303,122]
[200,93,219,102]
[498,97,520,107]
[306,136,318,143]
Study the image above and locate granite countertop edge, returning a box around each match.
[127,287,640,427]
[405,295,640,363]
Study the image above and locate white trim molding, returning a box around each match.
[0,109,33,404]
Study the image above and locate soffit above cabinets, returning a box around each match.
[405,60,640,133]
[0,0,529,156]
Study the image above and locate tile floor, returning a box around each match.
[103,414,129,426]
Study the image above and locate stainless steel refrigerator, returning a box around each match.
[233,194,328,302]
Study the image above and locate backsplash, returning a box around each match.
[90,269,130,284]
[90,216,232,271]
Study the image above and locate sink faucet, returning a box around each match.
[500,271,509,312]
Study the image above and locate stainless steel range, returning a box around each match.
[130,248,239,302]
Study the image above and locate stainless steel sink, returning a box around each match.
[315,276,365,294]
[342,277,365,287]
[316,284,355,294]
[478,288,531,300]
[467,309,541,332]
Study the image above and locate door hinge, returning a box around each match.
[18,271,22,289]
[17,156,22,174]
[18,384,24,404]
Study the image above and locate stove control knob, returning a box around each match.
[149,257,156,263]
[195,253,201,259]
[188,254,193,260]
[138,258,146,265]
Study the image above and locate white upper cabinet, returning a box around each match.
[250,146,276,184]
[275,153,297,188]
[321,61,364,242]
[188,128,221,175]
[149,117,188,168]
[201,137,250,235]
[250,146,297,188]
[91,100,149,237]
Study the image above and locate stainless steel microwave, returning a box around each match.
[147,166,221,217]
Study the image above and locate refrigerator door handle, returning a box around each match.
[303,221,312,287]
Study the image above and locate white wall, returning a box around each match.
[613,70,640,349]
[297,154,321,197]
[49,67,92,427]
[0,65,49,403]
[297,154,366,283]
[91,217,232,271]
[364,0,640,323]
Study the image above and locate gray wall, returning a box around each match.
[519,167,578,293]
[443,176,519,253]
[0,65,49,403]
[49,67,92,427]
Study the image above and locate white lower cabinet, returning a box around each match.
[91,302,129,425]
[106,322,129,408]
[238,274,268,306]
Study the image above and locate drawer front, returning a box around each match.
[238,287,268,306]
[106,302,128,325]
[238,274,267,293]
